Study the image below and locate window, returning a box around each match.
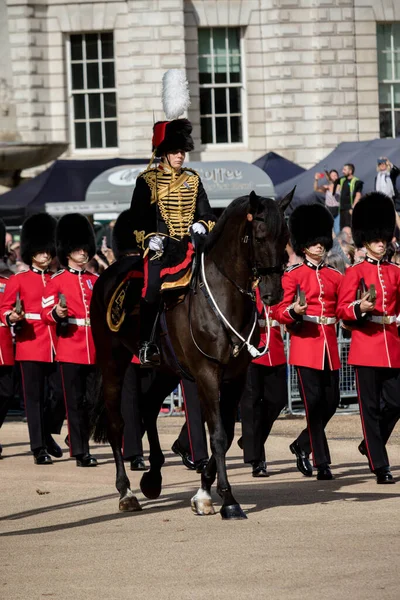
[377,23,400,138]
[68,33,118,150]
[198,27,244,144]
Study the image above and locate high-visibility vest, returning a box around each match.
[339,176,359,207]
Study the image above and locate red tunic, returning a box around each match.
[253,291,286,367]
[0,276,15,366]
[336,257,400,368]
[275,260,342,370]
[41,268,98,365]
[1,268,56,362]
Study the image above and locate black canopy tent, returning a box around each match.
[275,138,400,211]
[253,151,305,186]
[0,158,147,225]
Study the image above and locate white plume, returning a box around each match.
[162,69,190,120]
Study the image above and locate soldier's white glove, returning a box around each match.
[191,222,207,235]
[148,236,164,252]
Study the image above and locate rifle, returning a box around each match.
[13,292,24,332]
[57,293,68,336]
[296,284,306,307]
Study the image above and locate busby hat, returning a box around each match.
[112,210,140,259]
[0,219,6,258]
[56,213,96,267]
[352,192,395,248]
[289,203,333,257]
[151,70,194,158]
[20,213,56,265]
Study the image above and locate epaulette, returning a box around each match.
[138,166,157,178]
[326,264,343,275]
[51,269,65,279]
[285,263,302,273]
[183,167,199,177]
[14,269,29,276]
[350,259,364,268]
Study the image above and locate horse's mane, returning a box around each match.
[205,194,283,252]
[205,195,250,252]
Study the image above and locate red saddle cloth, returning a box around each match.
[160,239,195,293]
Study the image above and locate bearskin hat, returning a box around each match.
[352,192,395,248]
[152,119,194,158]
[289,203,333,257]
[0,219,6,258]
[56,213,96,267]
[20,213,56,265]
[112,210,140,259]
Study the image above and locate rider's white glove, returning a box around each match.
[191,222,207,235]
[148,236,164,252]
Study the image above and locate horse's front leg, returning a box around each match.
[191,369,246,520]
[103,375,142,513]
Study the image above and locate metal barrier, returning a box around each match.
[161,328,358,416]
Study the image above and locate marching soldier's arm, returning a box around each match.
[194,179,216,233]
[336,267,365,322]
[275,270,304,325]
[1,274,22,326]
[41,275,64,324]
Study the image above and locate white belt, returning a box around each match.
[258,319,280,328]
[25,313,41,321]
[68,317,91,326]
[0,323,6,327]
[370,315,397,325]
[303,315,336,325]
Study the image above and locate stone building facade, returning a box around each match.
[1,0,399,168]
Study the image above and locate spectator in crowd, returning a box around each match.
[326,252,346,274]
[354,246,366,263]
[341,242,355,265]
[333,164,363,230]
[374,157,399,203]
[313,169,340,234]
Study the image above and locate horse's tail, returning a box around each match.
[89,369,109,444]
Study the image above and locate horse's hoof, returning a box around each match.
[140,471,162,500]
[220,504,247,520]
[191,488,216,516]
[119,492,142,512]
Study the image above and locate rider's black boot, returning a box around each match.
[139,299,161,367]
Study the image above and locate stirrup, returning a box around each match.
[139,342,161,367]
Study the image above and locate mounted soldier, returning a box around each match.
[129,70,216,367]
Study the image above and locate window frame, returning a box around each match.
[66,32,119,153]
[198,27,247,148]
[377,23,400,139]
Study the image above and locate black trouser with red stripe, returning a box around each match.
[0,366,15,430]
[355,366,400,471]
[179,378,208,463]
[20,362,63,452]
[60,363,97,457]
[240,363,288,464]
[296,357,340,467]
[121,364,144,460]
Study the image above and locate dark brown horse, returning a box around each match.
[90,190,293,518]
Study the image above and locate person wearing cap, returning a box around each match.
[238,287,288,477]
[1,214,63,465]
[337,192,400,484]
[41,214,98,467]
[275,204,342,481]
[0,219,16,458]
[130,70,216,367]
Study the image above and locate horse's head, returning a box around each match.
[247,188,295,305]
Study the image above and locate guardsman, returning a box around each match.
[0,219,16,458]
[1,213,63,464]
[41,214,98,467]
[337,192,400,484]
[130,69,216,366]
[239,288,288,477]
[276,204,342,481]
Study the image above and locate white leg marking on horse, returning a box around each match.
[191,488,215,516]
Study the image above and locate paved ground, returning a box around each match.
[1,414,400,600]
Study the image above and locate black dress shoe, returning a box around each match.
[289,441,313,477]
[34,448,53,465]
[251,460,268,478]
[171,440,195,470]
[45,435,63,458]
[317,464,333,480]
[375,466,395,484]
[195,458,209,474]
[76,453,98,467]
[130,456,146,471]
